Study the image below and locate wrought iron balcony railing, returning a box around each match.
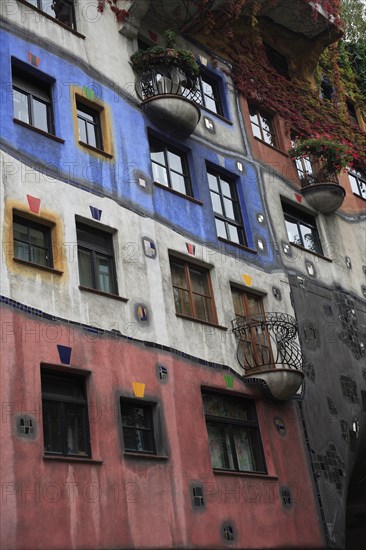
[135,65,202,103]
[231,312,303,372]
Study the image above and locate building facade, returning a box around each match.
[1,1,365,549]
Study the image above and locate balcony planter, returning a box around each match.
[289,136,355,214]
[231,312,304,401]
[130,31,201,138]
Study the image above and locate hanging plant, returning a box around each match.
[97,0,129,24]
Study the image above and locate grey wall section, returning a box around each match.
[289,275,366,549]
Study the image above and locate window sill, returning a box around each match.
[43,455,103,464]
[253,136,288,157]
[78,141,113,159]
[124,452,168,461]
[154,181,203,205]
[200,106,232,125]
[213,469,278,480]
[13,257,64,275]
[13,119,65,143]
[352,192,366,202]
[17,0,85,38]
[218,237,257,254]
[79,286,128,302]
[289,243,332,263]
[176,313,228,331]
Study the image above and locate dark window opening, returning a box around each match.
[41,370,91,457]
[12,63,54,134]
[320,75,334,101]
[348,170,366,199]
[249,104,277,147]
[170,258,217,324]
[13,215,53,268]
[76,222,118,294]
[192,485,205,507]
[202,391,266,473]
[120,400,156,454]
[223,523,235,542]
[208,169,246,246]
[77,101,103,150]
[282,202,323,255]
[264,44,289,78]
[149,137,193,196]
[347,101,359,126]
[24,0,76,29]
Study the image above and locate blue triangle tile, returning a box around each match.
[57,345,72,365]
[89,206,102,221]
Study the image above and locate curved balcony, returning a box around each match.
[301,174,346,214]
[231,312,304,401]
[134,60,201,139]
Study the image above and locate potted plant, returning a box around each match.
[289,135,356,181]
[130,30,200,84]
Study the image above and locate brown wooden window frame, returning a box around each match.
[248,104,277,147]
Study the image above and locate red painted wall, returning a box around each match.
[1,306,324,549]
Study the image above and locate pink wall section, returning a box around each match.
[1,306,324,549]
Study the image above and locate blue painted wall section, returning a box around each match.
[0,30,276,267]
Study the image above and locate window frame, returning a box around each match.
[197,72,224,116]
[170,257,218,325]
[76,222,118,295]
[282,202,323,256]
[76,101,103,151]
[231,288,273,370]
[12,63,54,135]
[120,398,161,456]
[13,214,53,268]
[202,390,267,474]
[41,369,91,458]
[248,104,277,147]
[22,0,77,30]
[149,136,193,197]
[207,168,246,246]
[348,170,366,199]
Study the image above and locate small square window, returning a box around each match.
[197,73,223,116]
[25,0,77,29]
[282,202,323,255]
[348,170,366,199]
[41,369,91,457]
[170,257,217,324]
[207,169,246,246]
[202,391,266,473]
[12,63,54,134]
[149,136,193,196]
[77,101,103,151]
[13,214,53,268]
[120,400,156,454]
[76,222,118,295]
[248,104,277,147]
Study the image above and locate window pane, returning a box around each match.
[170,172,186,194]
[232,290,245,317]
[203,393,251,421]
[13,89,29,124]
[207,422,233,469]
[210,191,223,214]
[173,288,192,316]
[215,218,227,239]
[285,219,301,246]
[77,117,87,143]
[192,293,214,322]
[29,226,46,247]
[190,268,209,295]
[65,404,88,456]
[167,151,183,173]
[78,249,93,288]
[14,241,29,262]
[208,173,219,192]
[96,256,112,293]
[205,94,218,113]
[86,121,97,148]
[251,123,262,140]
[300,224,318,253]
[171,263,188,289]
[152,163,168,186]
[13,222,28,242]
[227,224,239,244]
[232,426,256,471]
[150,148,165,165]
[33,98,49,132]
[223,197,235,219]
[220,180,231,198]
[43,401,63,454]
[123,427,154,452]
[30,245,48,266]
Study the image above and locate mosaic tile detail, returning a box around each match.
[335,292,364,359]
[282,242,291,256]
[186,243,196,256]
[157,364,168,382]
[27,52,40,67]
[82,86,95,100]
[274,417,286,436]
[256,213,264,224]
[312,443,345,494]
[327,397,338,416]
[27,195,41,214]
[134,304,148,323]
[295,193,302,203]
[132,382,145,398]
[204,117,215,133]
[89,206,102,221]
[340,419,350,443]
[222,522,235,542]
[16,414,37,439]
[340,375,359,403]
[306,261,316,277]
[57,345,72,365]
[142,237,157,259]
[272,287,282,300]
[323,304,333,317]
[224,374,234,389]
[280,486,293,507]
[361,285,366,299]
[300,320,320,349]
[345,256,352,269]
[302,360,315,383]
[242,274,252,287]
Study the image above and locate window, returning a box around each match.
[264,44,289,78]
[348,170,366,199]
[13,215,53,267]
[207,169,246,245]
[232,289,272,370]
[12,63,54,134]
[282,202,323,255]
[25,0,76,29]
[120,400,156,454]
[248,104,277,147]
[197,74,223,115]
[170,257,217,324]
[77,101,103,150]
[41,370,90,457]
[77,222,118,294]
[320,75,334,101]
[149,137,193,196]
[290,134,316,185]
[202,392,266,473]
[346,100,359,126]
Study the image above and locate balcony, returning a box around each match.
[300,173,346,214]
[132,54,201,139]
[231,312,304,401]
